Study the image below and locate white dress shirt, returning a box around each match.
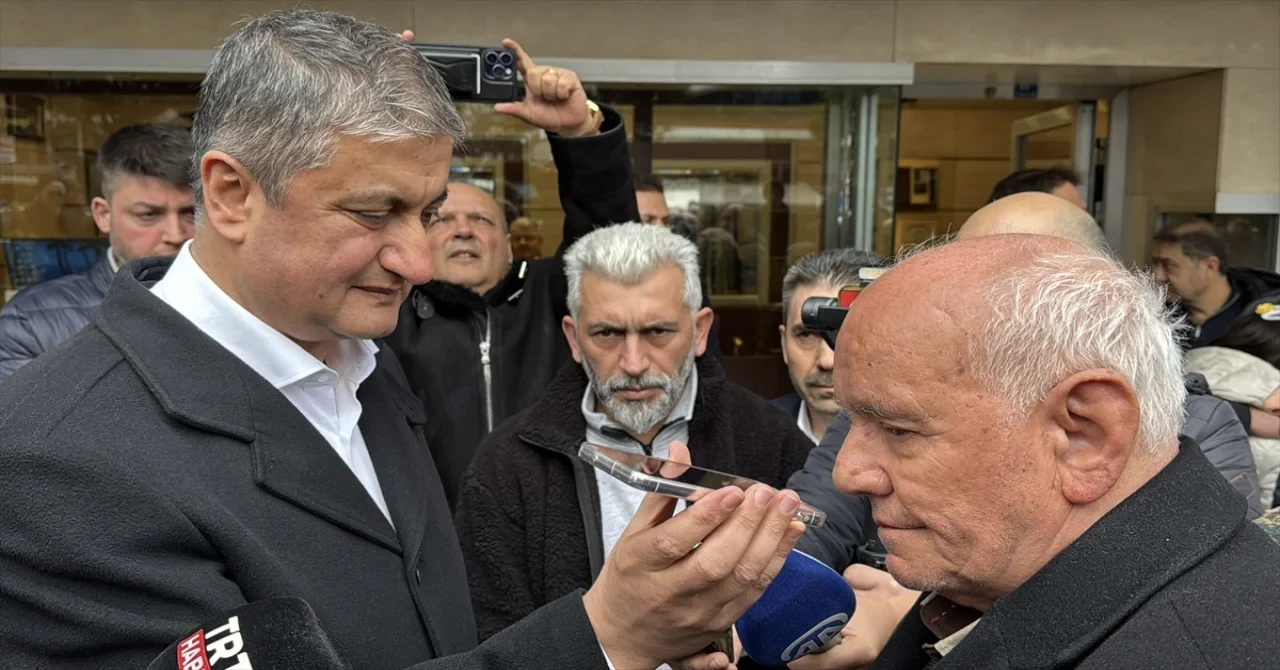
[796,399,820,444]
[150,243,393,525]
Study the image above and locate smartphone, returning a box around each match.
[578,443,827,528]
[412,44,519,102]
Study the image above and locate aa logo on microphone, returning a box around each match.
[780,612,849,663]
[176,615,254,670]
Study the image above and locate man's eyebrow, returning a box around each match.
[338,188,449,209]
[842,398,921,422]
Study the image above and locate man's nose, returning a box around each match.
[817,341,836,371]
[1153,266,1167,283]
[381,216,434,286]
[618,336,651,377]
[451,218,475,239]
[162,213,193,244]
[832,427,893,497]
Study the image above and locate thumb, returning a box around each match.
[494,101,533,123]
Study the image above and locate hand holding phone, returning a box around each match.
[578,442,827,528]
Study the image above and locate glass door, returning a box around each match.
[1010,102,1098,214]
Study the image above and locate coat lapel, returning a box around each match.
[96,257,400,552]
[358,350,433,566]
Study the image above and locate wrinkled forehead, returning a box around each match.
[579,266,690,321]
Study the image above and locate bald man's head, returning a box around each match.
[832,233,1184,606]
[957,192,1106,251]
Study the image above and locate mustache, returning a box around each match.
[804,371,834,388]
[603,373,671,395]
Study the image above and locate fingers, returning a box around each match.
[502,38,535,75]
[493,101,532,123]
[691,487,801,590]
[627,486,746,570]
[555,68,577,100]
[674,651,733,670]
[538,68,559,101]
[843,563,897,592]
[660,441,693,479]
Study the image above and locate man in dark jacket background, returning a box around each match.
[456,223,812,641]
[774,247,881,443]
[1152,219,1280,349]
[0,123,194,379]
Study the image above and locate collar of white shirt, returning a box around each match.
[796,398,819,444]
[149,242,378,388]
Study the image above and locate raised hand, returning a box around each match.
[493,38,595,137]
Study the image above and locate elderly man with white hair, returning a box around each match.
[798,234,1279,669]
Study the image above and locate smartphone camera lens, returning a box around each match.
[498,52,514,66]
[484,51,499,64]
[488,63,511,79]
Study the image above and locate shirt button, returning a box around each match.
[414,567,422,584]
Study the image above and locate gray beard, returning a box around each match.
[583,344,696,436]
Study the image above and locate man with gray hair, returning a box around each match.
[456,223,813,644]
[776,248,882,443]
[794,235,1279,669]
[0,11,809,670]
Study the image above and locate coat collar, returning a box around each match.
[941,437,1249,668]
[412,258,531,318]
[94,257,428,554]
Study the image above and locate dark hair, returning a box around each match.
[97,123,195,198]
[1152,224,1230,271]
[635,174,665,194]
[988,168,1080,203]
[781,248,882,322]
[1215,295,1280,369]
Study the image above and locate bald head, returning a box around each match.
[958,192,1106,251]
[831,233,1185,606]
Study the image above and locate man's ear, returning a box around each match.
[90,197,112,235]
[562,315,583,363]
[693,306,714,357]
[1039,369,1140,505]
[778,324,789,365]
[1204,255,1222,275]
[200,150,255,244]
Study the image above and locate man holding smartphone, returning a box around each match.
[0,11,802,670]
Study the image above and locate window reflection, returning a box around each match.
[0,77,900,399]
[1161,212,1280,271]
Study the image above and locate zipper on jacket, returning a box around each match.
[479,314,494,433]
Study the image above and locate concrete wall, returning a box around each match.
[1122,71,1225,263]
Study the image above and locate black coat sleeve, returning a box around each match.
[787,410,873,570]
[406,593,607,670]
[547,105,638,256]
[454,444,539,642]
[540,105,639,322]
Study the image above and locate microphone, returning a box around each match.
[736,550,856,667]
[146,597,350,670]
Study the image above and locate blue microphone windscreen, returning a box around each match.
[737,550,856,667]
